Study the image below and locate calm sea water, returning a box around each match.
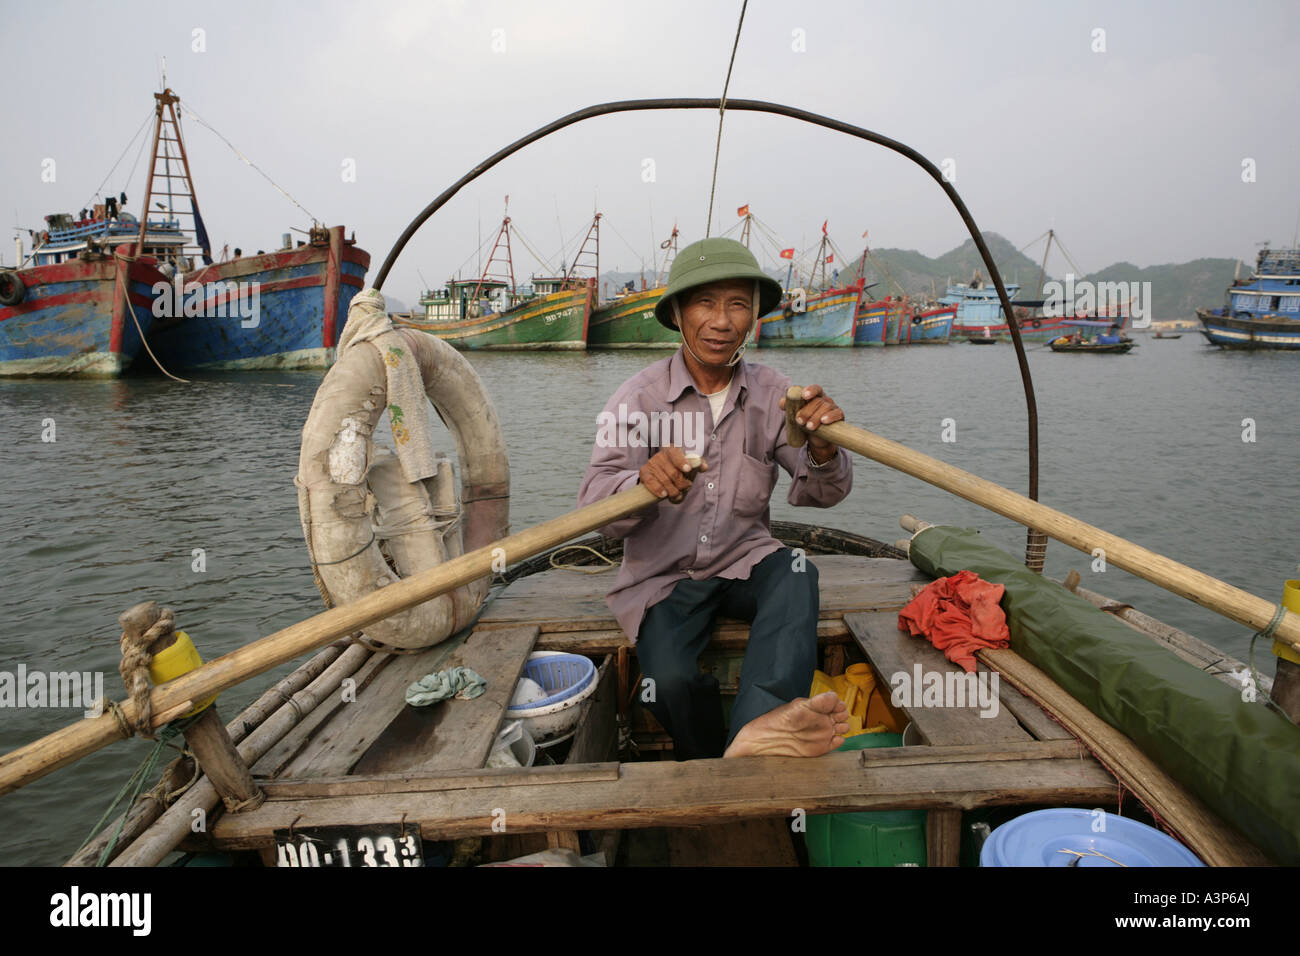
[1,334,1296,865]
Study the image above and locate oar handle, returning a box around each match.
[786,405,1300,655]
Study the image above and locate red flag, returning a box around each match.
[862,229,869,239]
[779,248,795,260]
[821,220,828,235]
[826,254,834,264]
[737,204,750,217]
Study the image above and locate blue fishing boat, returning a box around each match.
[757,227,862,347]
[905,303,956,344]
[853,296,887,346]
[757,281,862,347]
[1197,248,1300,350]
[119,88,369,371]
[0,209,181,377]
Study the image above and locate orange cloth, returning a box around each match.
[897,570,1010,672]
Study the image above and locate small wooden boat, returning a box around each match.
[1049,337,1135,353]
[5,97,1296,875]
[967,336,998,345]
[1153,331,1182,340]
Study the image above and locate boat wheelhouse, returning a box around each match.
[1197,247,1300,350]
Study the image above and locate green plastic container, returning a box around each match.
[804,732,928,867]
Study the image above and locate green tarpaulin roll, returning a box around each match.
[909,525,1300,865]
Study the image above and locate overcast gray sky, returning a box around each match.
[5,0,1297,299]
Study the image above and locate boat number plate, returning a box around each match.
[273,823,423,867]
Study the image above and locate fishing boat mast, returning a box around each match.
[562,212,601,291]
[133,88,213,265]
[472,199,516,303]
[654,222,679,287]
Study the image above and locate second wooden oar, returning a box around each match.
[783,386,1300,654]
[0,470,696,797]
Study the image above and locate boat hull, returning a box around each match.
[1196,309,1300,350]
[757,287,859,347]
[906,305,955,344]
[0,254,161,377]
[952,317,1077,343]
[146,226,370,370]
[398,285,591,350]
[853,300,887,346]
[1048,340,1135,353]
[884,299,910,345]
[587,287,676,348]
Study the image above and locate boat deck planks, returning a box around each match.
[844,611,1034,745]
[845,610,1042,866]
[351,626,539,776]
[274,634,469,779]
[476,556,929,632]
[211,743,1117,848]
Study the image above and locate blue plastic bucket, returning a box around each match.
[979,808,1204,867]
[507,654,596,712]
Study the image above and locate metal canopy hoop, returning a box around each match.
[374,97,1046,563]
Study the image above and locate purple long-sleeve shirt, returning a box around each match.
[577,349,853,642]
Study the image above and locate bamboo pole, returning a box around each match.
[780,388,1300,655]
[0,475,689,797]
[66,640,348,867]
[109,643,371,867]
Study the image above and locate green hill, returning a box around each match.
[598,233,1240,321]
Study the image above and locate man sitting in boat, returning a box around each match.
[578,238,853,761]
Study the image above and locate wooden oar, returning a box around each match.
[0,468,698,798]
[784,386,1300,655]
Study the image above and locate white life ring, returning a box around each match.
[296,328,509,651]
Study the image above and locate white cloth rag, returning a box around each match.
[337,288,438,482]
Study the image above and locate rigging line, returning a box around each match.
[452,225,502,279]
[705,0,748,237]
[510,222,557,275]
[603,216,649,270]
[1053,233,1086,277]
[539,218,591,274]
[84,111,154,210]
[1016,229,1051,255]
[183,104,317,223]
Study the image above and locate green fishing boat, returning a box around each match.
[587,286,675,348]
[401,277,591,351]
[587,222,679,349]
[394,208,592,350]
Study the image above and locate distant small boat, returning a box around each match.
[1153,331,1182,340]
[1049,336,1135,354]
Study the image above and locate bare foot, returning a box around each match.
[722,691,851,758]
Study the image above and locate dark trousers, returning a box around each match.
[635,548,819,760]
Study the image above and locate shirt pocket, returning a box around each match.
[734,452,777,518]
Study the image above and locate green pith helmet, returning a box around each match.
[654,237,784,331]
